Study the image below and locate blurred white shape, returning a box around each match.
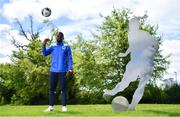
[103,17,159,111]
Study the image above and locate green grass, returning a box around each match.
[0,104,180,116]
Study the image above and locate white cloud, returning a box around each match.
[2,0,180,45]
[2,0,180,39]
[60,18,102,40]
[0,24,28,63]
[161,39,180,82]
[0,56,11,63]
[2,0,44,22]
[131,0,180,40]
[2,0,134,21]
[0,24,14,63]
[0,24,13,55]
[2,0,180,21]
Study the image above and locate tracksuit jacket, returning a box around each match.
[42,42,73,72]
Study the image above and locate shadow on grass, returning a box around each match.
[144,110,180,116]
[49,110,82,115]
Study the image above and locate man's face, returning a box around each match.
[56,33,64,42]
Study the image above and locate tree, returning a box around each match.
[72,35,106,104]
[6,16,50,104]
[8,15,81,104]
[94,8,170,89]
[0,64,16,104]
[164,84,180,104]
[72,8,170,103]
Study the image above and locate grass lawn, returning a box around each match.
[0,104,180,116]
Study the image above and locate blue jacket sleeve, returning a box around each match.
[67,46,73,71]
[42,45,53,56]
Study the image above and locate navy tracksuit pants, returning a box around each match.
[49,72,67,106]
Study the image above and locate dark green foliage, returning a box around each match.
[142,84,166,103]
[163,84,180,104]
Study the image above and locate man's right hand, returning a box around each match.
[43,38,50,45]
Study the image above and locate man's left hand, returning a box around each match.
[66,70,73,78]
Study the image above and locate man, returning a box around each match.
[42,32,73,112]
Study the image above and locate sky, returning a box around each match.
[0,0,180,82]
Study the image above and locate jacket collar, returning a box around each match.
[57,42,64,45]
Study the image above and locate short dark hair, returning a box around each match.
[58,32,64,36]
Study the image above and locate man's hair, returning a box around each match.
[58,32,64,37]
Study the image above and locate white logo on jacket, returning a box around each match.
[62,46,66,50]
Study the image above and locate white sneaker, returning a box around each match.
[62,106,67,112]
[44,106,53,112]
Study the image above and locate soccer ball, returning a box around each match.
[112,96,129,111]
[42,7,51,17]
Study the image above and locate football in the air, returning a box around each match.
[42,7,51,17]
[112,96,129,111]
